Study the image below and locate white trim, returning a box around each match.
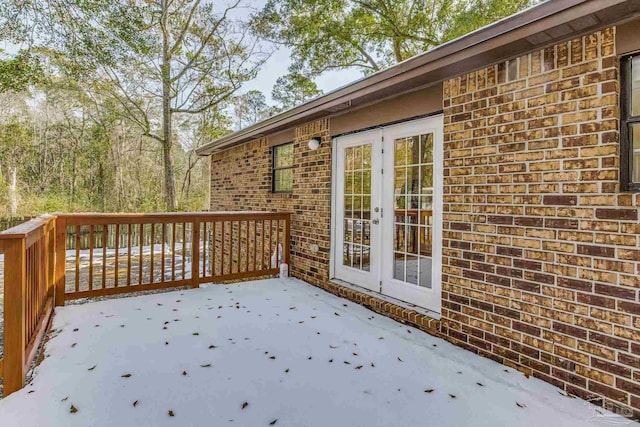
[329,137,338,280]
[380,115,443,314]
[332,130,382,291]
[330,115,444,314]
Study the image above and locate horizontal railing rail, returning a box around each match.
[0,216,34,233]
[0,211,291,397]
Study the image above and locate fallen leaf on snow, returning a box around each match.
[70,405,78,414]
[168,410,175,417]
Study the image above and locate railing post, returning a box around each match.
[2,236,27,396]
[46,219,55,302]
[283,214,291,267]
[55,216,66,306]
[191,221,200,288]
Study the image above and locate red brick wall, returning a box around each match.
[210,119,332,286]
[209,26,639,417]
[442,27,639,415]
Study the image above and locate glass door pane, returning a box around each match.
[342,144,372,272]
[392,133,434,288]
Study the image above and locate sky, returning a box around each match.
[232,0,362,104]
[241,45,362,104]
[0,0,363,106]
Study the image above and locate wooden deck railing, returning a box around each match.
[0,215,57,396]
[0,211,291,396]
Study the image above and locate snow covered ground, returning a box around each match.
[0,278,634,427]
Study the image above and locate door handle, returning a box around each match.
[372,219,380,225]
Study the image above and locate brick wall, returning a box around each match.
[209,26,639,417]
[442,27,640,415]
[210,119,332,286]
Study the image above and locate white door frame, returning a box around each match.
[330,115,443,314]
[379,116,443,314]
[331,129,382,291]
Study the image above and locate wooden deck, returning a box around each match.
[0,211,291,397]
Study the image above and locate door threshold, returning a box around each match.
[330,279,442,321]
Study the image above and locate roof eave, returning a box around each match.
[197,0,635,156]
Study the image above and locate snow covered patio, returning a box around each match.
[0,278,631,426]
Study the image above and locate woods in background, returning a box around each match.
[0,0,537,216]
[0,84,214,215]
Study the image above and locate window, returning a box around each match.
[272,143,294,192]
[621,54,640,191]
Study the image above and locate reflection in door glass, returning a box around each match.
[343,144,372,271]
[393,133,433,288]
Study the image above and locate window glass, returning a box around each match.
[274,143,293,168]
[633,57,640,117]
[272,143,294,192]
[393,133,434,288]
[632,124,640,183]
[623,56,640,190]
[342,144,372,271]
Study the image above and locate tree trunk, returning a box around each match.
[393,37,404,62]
[9,166,18,215]
[161,0,178,211]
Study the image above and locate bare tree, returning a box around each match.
[5,0,269,210]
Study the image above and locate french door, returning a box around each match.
[332,116,443,314]
[333,129,382,291]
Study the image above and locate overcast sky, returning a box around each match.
[241,44,362,104]
[233,0,362,104]
[0,0,363,105]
